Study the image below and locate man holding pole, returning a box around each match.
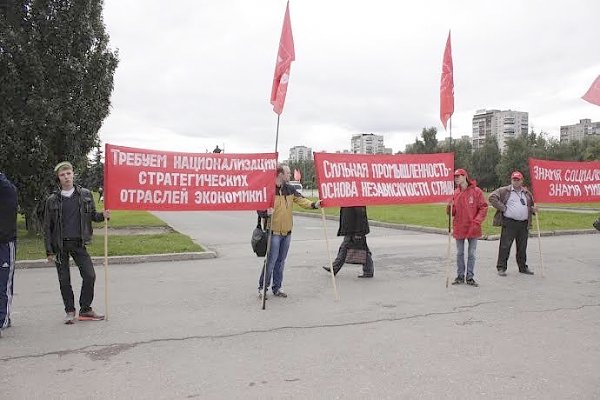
[44,161,110,324]
[258,164,321,299]
[489,171,537,276]
[0,172,17,337]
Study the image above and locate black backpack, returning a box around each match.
[251,215,268,257]
[593,217,600,232]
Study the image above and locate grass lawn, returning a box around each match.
[16,197,202,260]
[295,201,599,236]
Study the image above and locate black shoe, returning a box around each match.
[497,269,507,276]
[451,277,464,285]
[519,268,534,275]
[466,278,479,287]
[358,273,373,278]
[322,265,340,276]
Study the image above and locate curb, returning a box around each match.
[293,211,599,241]
[16,251,217,270]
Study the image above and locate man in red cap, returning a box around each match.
[447,169,488,286]
[489,171,538,276]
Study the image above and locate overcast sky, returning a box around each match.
[99,0,600,158]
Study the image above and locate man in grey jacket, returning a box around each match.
[489,171,538,276]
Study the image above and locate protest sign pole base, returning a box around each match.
[535,213,545,277]
[320,208,339,301]
[445,204,452,288]
[104,220,109,321]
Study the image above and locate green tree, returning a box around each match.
[288,159,316,189]
[471,135,501,191]
[0,0,118,232]
[78,145,104,191]
[497,129,553,186]
[405,127,438,154]
[582,137,600,160]
[439,136,473,172]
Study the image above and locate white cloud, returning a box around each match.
[100,0,600,158]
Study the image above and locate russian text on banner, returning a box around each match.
[314,152,454,207]
[529,158,600,203]
[104,144,277,211]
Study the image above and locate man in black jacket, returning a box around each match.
[323,206,374,278]
[44,162,110,324]
[0,172,17,337]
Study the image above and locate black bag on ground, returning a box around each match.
[593,217,600,232]
[345,235,367,265]
[251,216,268,257]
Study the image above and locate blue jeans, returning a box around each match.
[258,234,291,293]
[456,238,477,279]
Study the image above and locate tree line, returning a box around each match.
[0,0,118,232]
[405,127,600,191]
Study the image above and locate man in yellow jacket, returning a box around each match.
[258,164,321,299]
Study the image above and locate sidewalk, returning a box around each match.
[2,211,599,399]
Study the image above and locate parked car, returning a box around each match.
[289,180,303,195]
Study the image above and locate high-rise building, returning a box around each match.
[289,145,313,161]
[351,133,391,154]
[560,119,600,143]
[472,109,528,152]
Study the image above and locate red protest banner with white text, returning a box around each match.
[104,144,277,211]
[314,152,454,207]
[528,158,600,203]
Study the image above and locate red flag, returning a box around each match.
[294,169,301,181]
[582,74,600,107]
[270,2,295,115]
[440,31,454,130]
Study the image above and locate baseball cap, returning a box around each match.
[511,171,523,180]
[454,168,467,176]
[54,161,73,174]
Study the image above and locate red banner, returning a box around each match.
[529,158,600,203]
[314,152,454,207]
[104,144,277,211]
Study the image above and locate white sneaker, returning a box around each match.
[64,311,76,325]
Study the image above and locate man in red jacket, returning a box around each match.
[447,169,488,286]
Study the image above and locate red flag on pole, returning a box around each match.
[270,1,295,115]
[293,169,301,181]
[440,31,454,130]
[582,74,600,107]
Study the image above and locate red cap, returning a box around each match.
[511,171,523,180]
[454,168,467,176]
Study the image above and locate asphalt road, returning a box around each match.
[1,211,599,399]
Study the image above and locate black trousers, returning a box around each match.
[496,218,529,271]
[332,235,374,275]
[55,240,96,313]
